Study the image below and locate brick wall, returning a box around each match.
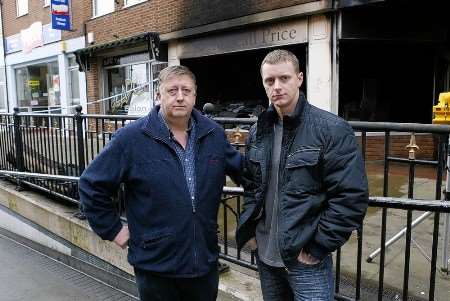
[358,134,436,161]
[85,59,100,114]
[2,0,85,39]
[85,0,318,44]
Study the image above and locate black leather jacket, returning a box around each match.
[236,93,369,265]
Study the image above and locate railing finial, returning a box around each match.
[406,133,420,160]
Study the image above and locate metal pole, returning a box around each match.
[75,105,85,176]
[442,138,450,274]
[367,211,433,262]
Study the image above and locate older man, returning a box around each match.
[79,65,241,301]
[236,49,368,300]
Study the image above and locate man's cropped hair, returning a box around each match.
[260,49,301,74]
[158,65,196,91]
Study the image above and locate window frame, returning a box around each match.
[16,0,29,17]
[92,0,115,18]
[124,0,147,8]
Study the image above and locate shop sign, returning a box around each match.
[43,23,62,44]
[5,23,60,54]
[177,19,308,59]
[5,35,22,54]
[27,80,40,87]
[21,22,44,54]
[51,0,72,31]
[103,53,151,67]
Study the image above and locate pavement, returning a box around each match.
[0,231,241,301]
[0,232,136,301]
[1,160,450,300]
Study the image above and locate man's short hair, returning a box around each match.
[158,65,196,92]
[260,49,300,74]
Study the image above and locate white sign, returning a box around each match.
[21,22,44,54]
[177,19,308,59]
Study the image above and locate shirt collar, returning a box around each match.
[158,109,195,138]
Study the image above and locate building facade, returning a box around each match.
[76,0,450,123]
[2,0,88,113]
[2,1,450,123]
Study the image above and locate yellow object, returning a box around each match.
[432,92,450,124]
[27,80,40,87]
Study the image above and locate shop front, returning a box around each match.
[166,15,334,117]
[4,24,87,114]
[75,32,165,116]
[102,53,167,115]
[15,60,61,112]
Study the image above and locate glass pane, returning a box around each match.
[69,69,80,104]
[0,85,6,110]
[17,0,28,16]
[15,67,33,108]
[68,56,77,67]
[47,61,60,106]
[0,68,5,83]
[106,63,151,115]
[94,0,114,17]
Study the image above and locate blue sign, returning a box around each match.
[51,0,71,31]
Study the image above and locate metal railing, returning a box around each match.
[2,107,450,300]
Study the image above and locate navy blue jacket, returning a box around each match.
[79,106,241,277]
[236,94,368,265]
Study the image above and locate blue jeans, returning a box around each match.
[257,255,334,301]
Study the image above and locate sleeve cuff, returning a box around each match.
[102,221,123,242]
[304,240,329,261]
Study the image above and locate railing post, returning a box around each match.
[442,137,450,274]
[13,107,25,172]
[75,105,85,176]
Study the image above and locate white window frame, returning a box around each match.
[44,0,50,7]
[16,0,29,17]
[92,0,115,18]
[124,0,147,8]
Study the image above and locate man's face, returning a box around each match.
[158,74,196,120]
[261,61,303,113]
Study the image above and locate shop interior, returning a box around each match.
[338,41,443,124]
[182,44,307,118]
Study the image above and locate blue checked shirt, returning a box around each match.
[158,111,197,212]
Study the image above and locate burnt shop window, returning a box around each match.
[15,61,61,113]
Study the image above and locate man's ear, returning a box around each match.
[298,72,304,87]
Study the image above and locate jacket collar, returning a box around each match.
[257,91,308,136]
[141,105,215,142]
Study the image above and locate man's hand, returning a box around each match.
[113,225,130,249]
[297,249,320,265]
[246,237,257,251]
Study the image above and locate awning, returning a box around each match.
[75,32,160,72]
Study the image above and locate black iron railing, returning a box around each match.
[1,107,450,300]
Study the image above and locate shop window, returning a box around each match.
[15,61,60,112]
[106,63,149,115]
[93,0,114,17]
[16,0,28,17]
[124,0,147,7]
